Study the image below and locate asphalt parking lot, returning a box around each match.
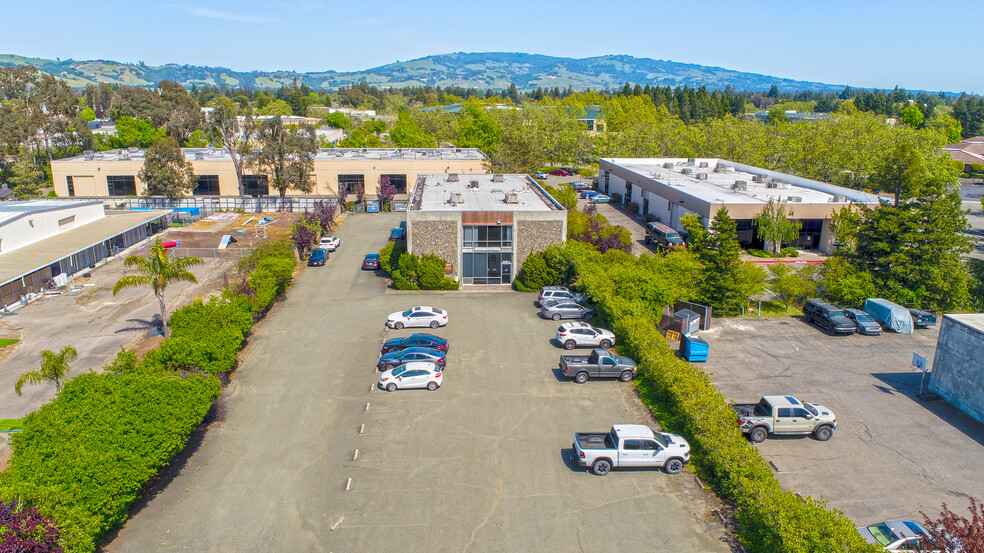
[106,212,730,552]
[701,317,984,525]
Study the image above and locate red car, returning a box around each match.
[549,169,573,176]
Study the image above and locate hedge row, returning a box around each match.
[0,238,299,552]
[522,242,878,552]
[0,373,220,552]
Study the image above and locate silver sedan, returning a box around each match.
[540,299,594,321]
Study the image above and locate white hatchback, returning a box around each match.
[319,236,340,252]
[555,321,616,350]
[386,306,448,329]
[378,362,443,392]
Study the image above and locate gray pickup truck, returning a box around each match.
[732,395,837,443]
[572,424,691,476]
[560,349,637,383]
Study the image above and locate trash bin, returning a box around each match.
[680,334,709,362]
[674,309,700,336]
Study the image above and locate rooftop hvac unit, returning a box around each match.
[83,150,94,160]
[766,181,779,188]
[194,151,205,160]
[696,173,709,180]
[663,162,675,169]
[119,149,129,160]
[830,195,846,202]
[788,196,802,202]
[492,174,504,183]
[128,146,139,153]
[732,180,747,191]
[469,180,480,188]
[687,158,696,165]
[450,192,464,204]
[447,173,459,182]
[699,161,709,168]
[752,175,764,183]
[680,168,693,175]
[505,192,519,204]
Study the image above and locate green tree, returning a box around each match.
[390,111,436,147]
[767,263,809,309]
[754,198,802,254]
[108,116,165,149]
[112,238,203,337]
[208,97,255,196]
[683,209,747,315]
[138,136,197,201]
[766,106,788,125]
[457,102,502,156]
[899,104,924,128]
[15,346,78,395]
[257,99,293,116]
[158,80,203,144]
[80,106,96,121]
[5,156,46,198]
[323,112,351,129]
[250,116,318,209]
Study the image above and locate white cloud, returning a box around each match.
[168,4,281,23]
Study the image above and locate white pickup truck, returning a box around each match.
[732,396,837,443]
[572,424,691,476]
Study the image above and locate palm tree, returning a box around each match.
[15,346,78,395]
[112,238,203,337]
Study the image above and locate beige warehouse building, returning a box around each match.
[599,158,883,253]
[50,148,488,199]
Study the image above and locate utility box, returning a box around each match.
[674,309,700,336]
[680,334,709,362]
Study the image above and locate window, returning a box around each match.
[462,252,512,285]
[243,175,269,196]
[643,441,659,451]
[463,225,513,248]
[194,175,220,195]
[792,408,810,418]
[381,174,407,194]
[622,440,642,450]
[66,176,75,197]
[107,175,137,196]
[338,174,365,196]
[777,408,792,418]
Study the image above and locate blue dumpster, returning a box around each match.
[680,335,709,362]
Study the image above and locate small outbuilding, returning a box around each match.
[929,314,984,424]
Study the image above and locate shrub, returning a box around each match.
[611,192,622,203]
[626,201,639,214]
[971,162,984,175]
[391,252,458,290]
[158,296,255,374]
[378,240,406,276]
[645,213,659,223]
[514,251,559,292]
[0,372,220,553]
[0,499,63,552]
[746,248,774,258]
[780,246,799,258]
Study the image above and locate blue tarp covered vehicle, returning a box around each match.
[862,298,914,334]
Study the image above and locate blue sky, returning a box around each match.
[2,0,981,93]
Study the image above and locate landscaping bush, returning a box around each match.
[746,248,774,258]
[644,213,658,223]
[780,246,799,258]
[971,162,984,175]
[391,252,458,290]
[0,372,220,553]
[626,201,639,214]
[378,240,406,276]
[152,296,254,374]
[0,499,63,552]
[611,192,622,204]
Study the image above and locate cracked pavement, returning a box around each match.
[105,212,730,553]
[704,317,984,524]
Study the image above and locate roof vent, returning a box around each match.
[752,175,765,183]
[447,173,459,182]
[128,147,139,153]
[766,180,779,188]
[687,158,696,165]
[194,151,205,160]
[83,150,94,160]
[698,161,709,168]
[469,180,480,189]
[732,180,747,191]
[696,173,708,180]
[788,196,802,202]
[680,168,693,175]
[492,174,504,183]
[119,149,129,160]
[663,162,675,169]
[505,192,520,204]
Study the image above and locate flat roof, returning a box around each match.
[0,200,102,226]
[57,147,487,164]
[943,313,984,334]
[411,174,564,212]
[602,158,880,206]
[0,210,170,287]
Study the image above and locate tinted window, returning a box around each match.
[642,440,659,450]
[777,408,792,418]
[792,408,810,417]
[622,440,642,450]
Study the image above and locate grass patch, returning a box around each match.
[0,419,24,432]
[740,300,803,318]
[0,338,19,348]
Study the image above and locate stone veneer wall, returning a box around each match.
[515,220,564,271]
[409,220,459,277]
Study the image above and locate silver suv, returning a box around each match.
[555,322,616,350]
[541,299,594,321]
[537,286,585,306]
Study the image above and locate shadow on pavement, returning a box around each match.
[871,371,984,448]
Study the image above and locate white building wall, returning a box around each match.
[0,202,104,254]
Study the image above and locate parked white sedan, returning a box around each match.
[378,362,443,392]
[386,306,448,329]
[555,321,616,350]
[319,236,340,252]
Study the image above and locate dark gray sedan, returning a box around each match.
[845,308,883,335]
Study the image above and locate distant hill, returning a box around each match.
[0,52,847,93]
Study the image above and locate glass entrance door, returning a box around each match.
[462,252,513,285]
